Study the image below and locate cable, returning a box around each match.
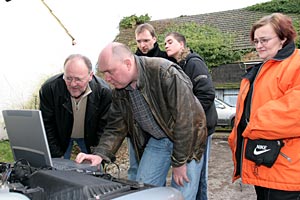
[1,168,12,185]
[40,0,76,45]
[11,159,34,183]
[104,162,120,180]
[0,162,11,186]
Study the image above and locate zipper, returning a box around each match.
[279,152,292,162]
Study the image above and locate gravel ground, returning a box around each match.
[107,133,257,200]
[208,137,256,200]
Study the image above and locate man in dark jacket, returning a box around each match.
[76,42,207,200]
[179,52,217,200]
[39,54,112,158]
[127,23,177,181]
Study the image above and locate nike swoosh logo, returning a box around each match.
[253,148,271,155]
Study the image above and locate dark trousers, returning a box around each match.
[255,186,300,200]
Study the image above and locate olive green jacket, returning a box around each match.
[93,56,207,167]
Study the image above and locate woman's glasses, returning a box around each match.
[252,36,277,46]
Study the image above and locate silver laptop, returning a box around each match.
[2,109,98,172]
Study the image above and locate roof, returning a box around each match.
[153,8,300,50]
[117,8,300,51]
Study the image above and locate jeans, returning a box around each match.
[171,159,202,200]
[136,137,201,200]
[127,137,138,181]
[127,137,166,185]
[64,138,88,159]
[196,134,212,200]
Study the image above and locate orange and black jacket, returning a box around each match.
[228,42,300,191]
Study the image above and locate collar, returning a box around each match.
[135,42,160,57]
[71,84,92,101]
[273,41,295,61]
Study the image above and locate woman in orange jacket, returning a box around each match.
[228,13,300,200]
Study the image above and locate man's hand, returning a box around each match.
[75,152,103,166]
[172,164,190,187]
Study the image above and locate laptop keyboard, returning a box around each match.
[52,158,98,172]
[52,162,78,171]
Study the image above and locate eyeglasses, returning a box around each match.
[252,36,277,46]
[63,73,90,84]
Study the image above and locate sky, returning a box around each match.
[0,0,270,114]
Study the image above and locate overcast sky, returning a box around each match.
[0,0,270,112]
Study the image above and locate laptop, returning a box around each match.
[2,109,98,172]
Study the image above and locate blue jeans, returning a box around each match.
[136,137,201,200]
[64,138,88,159]
[127,137,138,181]
[128,138,166,185]
[171,159,202,200]
[196,134,212,200]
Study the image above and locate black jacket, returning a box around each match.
[135,42,177,63]
[39,73,112,157]
[178,51,218,135]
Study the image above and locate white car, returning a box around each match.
[215,98,236,128]
[1,187,184,200]
[1,168,184,200]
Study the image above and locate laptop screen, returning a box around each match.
[2,109,53,168]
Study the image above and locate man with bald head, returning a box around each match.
[39,54,112,159]
[75,42,207,200]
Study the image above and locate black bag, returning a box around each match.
[245,139,284,168]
